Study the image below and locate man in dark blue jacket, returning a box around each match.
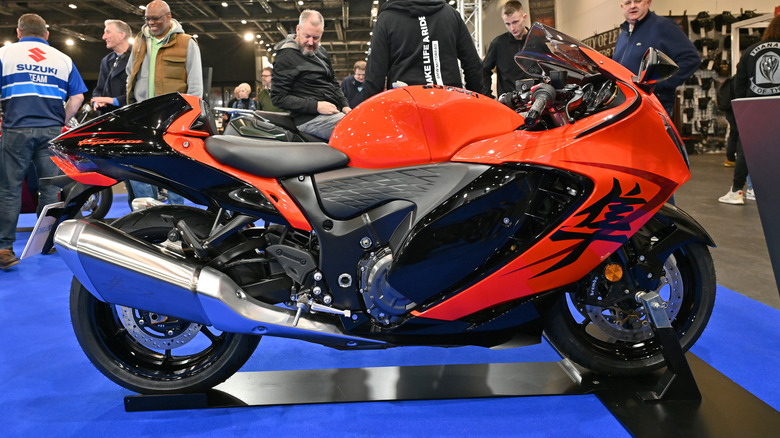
[613,0,699,118]
[91,19,131,115]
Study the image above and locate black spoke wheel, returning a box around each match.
[544,242,716,376]
[70,206,260,394]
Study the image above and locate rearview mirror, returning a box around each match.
[634,48,679,86]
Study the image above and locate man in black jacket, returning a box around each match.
[359,0,485,103]
[91,19,131,115]
[271,9,350,140]
[481,1,531,98]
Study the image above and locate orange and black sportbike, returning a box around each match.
[31,24,716,394]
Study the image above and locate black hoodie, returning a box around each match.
[360,0,485,102]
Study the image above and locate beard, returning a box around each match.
[299,43,317,57]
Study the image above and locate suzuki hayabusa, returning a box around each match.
[31,24,715,394]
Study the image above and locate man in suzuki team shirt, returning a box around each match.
[0,13,87,270]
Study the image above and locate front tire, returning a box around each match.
[69,206,260,394]
[544,242,716,376]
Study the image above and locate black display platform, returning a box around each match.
[125,291,780,436]
[125,353,780,437]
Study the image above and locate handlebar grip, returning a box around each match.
[524,98,546,127]
[524,84,556,127]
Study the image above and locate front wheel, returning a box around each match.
[69,206,260,393]
[544,242,716,376]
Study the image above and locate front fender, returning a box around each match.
[628,203,714,291]
[652,203,715,249]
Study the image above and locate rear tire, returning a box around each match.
[544,242,715,376]
[76,187,113,220]
[70,206,260,393]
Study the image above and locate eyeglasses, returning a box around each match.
[143,13,169,23]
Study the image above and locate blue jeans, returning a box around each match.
[297,113,345,140]
[0,126,63,250]
[128,180,185,204]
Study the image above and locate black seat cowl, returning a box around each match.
[255,110,296,132]
[204,135,349,178]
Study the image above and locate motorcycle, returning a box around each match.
[29,23,715,394]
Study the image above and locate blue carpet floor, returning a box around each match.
[2,199,779,436]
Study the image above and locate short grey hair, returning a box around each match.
[299,9,324,28]
[105,19,131,39]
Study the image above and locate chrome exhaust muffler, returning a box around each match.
[54,219,384,348]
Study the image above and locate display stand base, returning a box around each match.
[124,293,780,436]
[124,354,780,437]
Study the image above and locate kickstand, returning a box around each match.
[635,291,701,401]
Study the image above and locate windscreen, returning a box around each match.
[514,23,601,80]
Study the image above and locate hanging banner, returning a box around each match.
[581,28,621,58]
[529,0,555,27]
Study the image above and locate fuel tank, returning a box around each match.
[330,86,524,168]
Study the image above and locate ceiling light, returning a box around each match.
[4,41,12,46]
[139,5,146,10]
[68,3,77,9]
[129,37,135,44]
[66,39,74,45]
[298,1,303,5]
[241,20,247,24]
[244,33,254,41]
[221,2,228,7]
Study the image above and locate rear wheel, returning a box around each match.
[70,206,260,393]
[544,242,715,375]
[76,187,113,220]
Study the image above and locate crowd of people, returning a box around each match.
[1,0,775,270]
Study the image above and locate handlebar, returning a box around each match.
[524,83,556,127]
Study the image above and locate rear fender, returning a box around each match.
[36,177,114,255]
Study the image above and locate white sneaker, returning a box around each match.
[719,189,745,205]
[746,189,756,201]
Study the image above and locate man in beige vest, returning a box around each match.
[125,0,202,204]
[126,0,203,104]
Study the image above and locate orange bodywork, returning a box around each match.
[167,95,313,231]
[394,84,689,321]
[330,86,525,168]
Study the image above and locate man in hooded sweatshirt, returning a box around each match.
[124,0,202,204]
[271,9,350,141]
[359,0,485,103]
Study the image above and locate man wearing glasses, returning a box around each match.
[126,0,203,104]
[257,67,283,112]
[125,0,202,204]
[613,0,699,119]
